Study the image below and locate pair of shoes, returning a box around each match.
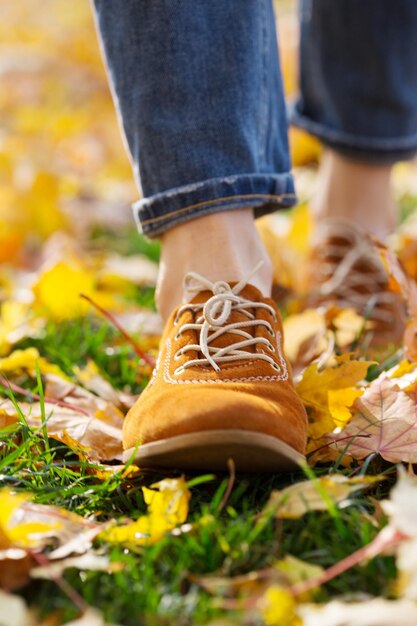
[123,268,308,473]
[307,219,406,344]
[123,220,404,473]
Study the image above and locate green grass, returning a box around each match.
[0,230,400,625]
[1,409,397,625]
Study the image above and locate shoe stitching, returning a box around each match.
[162,337,288,385]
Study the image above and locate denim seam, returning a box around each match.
[138,192,297,226]
[291,106,417,151]
[258,0,268,168]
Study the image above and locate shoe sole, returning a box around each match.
[123,429,305,473]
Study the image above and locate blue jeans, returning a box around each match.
[92,0,417,238]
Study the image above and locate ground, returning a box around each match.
[2,3,417,626]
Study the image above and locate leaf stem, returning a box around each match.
[289,526,405,597]
[80,293,156,367]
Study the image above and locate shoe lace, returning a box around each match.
[173,262,279,373]
[314,221,395,322]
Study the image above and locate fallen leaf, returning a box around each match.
[266,475,382,519]
[32,260,95,320]
[380,468,417,539]
[0,489,100,555]
[283,309,327,366]
[396,538,417,600]
[44,373,125,430]
[0,347,68,379]
[0,490,60,549]
[331,307,369,347]
[31,553,123,579]
[259,585,302,626]
[296,357,372,439]
[0,399,123,462]
[100,477,190,545]
[0,301,44,357]
[73,361,136,411]
[388,360,417,390]
[192,568,285,600]
[301,598,417,626]
[0,548,33,591]
[290,127,322,167]
[0,590,37,626]
[275,555,323,588]
[332,374,417,463]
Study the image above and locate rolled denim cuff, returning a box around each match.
[133,173,297,238]
[289,101,417,165]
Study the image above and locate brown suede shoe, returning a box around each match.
[307,219,406,344]
[123,270,308,472]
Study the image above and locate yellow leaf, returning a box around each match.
[259,585,303,626]
[0,490,61,548]
[0,347,68,379]
[290,127,322,167]
[286,203,313,256]
[328,387,363,428]
[296,357,373,439]
[0,301,44,356]
[143,478,190,526]
[32,261,95,320]
[101,478,190,546]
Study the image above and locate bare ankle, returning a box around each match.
[156,209,273,321]
[312,150,397,241]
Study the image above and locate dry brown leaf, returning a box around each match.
[0,549,33,591]
[0,399,123,462]
[73,361,137,411]
[301,598,417,626]
[266,475,382,519]
[44,374,125,430]
[0,489,101,559]
[0,590,37,626]
[332,374,417,463]
[31,553,123,579]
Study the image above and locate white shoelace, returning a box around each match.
[173,263,280,374]
[315,222,395,323]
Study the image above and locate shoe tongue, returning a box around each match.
[189,283,263,357]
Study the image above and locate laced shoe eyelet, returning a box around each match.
[174,331,182,341]
[267,326,274,336]
[173,366,185,376]
[270,362,281,372]
[173,350,182,361]
[267,342,275,353]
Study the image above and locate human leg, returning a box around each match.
[91,0,307,470]
[292,0,417,238]
[92,0,295,317]
[292,0,417,334]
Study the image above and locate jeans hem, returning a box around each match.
[290,102,417,164]
[133,173,297,238]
